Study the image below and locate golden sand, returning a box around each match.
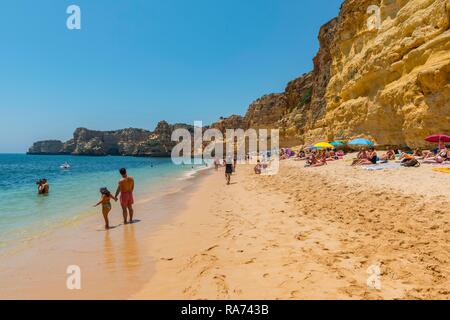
[134,158,450,300]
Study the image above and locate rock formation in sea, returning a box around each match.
[28,121,194,157]
[27,140,67,155]
[212,0,450,148]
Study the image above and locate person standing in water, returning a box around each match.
[37,178,49,195]
[225,158,233,185]
[115,168,135,224]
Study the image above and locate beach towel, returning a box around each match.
[433,168,450,174]
[362,163,401,171]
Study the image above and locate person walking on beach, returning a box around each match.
[225,158,233,185]
[115,168,135,224]
[214,158,220,171]
[94,188,117,229]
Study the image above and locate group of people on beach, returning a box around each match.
[286,148,345,167]
[349,144,450,167]
[40,140,448,229]
[279,141,450,168]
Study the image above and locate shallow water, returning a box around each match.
[0,154,202,252]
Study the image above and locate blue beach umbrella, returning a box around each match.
[348,138,374,146]
[330,141,344,147]
[330,141,345,150]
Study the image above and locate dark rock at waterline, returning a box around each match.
[28,121,194,157]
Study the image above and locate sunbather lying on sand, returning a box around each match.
[413,149,423,158]
[305,153,328,167]
[423,148,449,164]
[399,149,423,161]
[352,147,377,166]
[380,148,396,161]
[324,150,337,161]
[297,151,306,159]
[312,157,327,167]
[423,143,447,160]
[305,154,318,167]
[351,149,367,166]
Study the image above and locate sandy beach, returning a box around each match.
[133,157,450,300]
[1,155,449,300]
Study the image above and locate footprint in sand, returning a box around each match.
[161,257,174,261]
[295,232,308,241]
[290,290,301,298]
[213,274,229,295]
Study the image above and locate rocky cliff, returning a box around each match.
[27,140,67,155]
[28,121,193,157]
[213,0,450,148]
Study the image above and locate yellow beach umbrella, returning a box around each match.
[314,142,334,149]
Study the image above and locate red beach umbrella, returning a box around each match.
[425,134,450,143]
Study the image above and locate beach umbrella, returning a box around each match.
[330,141,345,147]
[425,134,450,143]
[330,141,345,150]
[314,142,334,149]
[348,138,374,146]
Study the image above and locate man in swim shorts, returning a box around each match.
[115,168,135,224]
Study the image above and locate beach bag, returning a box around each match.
[401,158,420,167]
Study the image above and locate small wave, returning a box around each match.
[178,165,212,180]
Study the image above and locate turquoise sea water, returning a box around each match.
[0,154,201,252]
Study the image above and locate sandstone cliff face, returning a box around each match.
[28,121,193,157]
[211,115,245,132]
[323,0,450,148]
[211,73,315,147]
[215,0,449,148]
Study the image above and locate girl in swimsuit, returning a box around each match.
[94,188,117,229]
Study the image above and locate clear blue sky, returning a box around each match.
[0,0,342,153]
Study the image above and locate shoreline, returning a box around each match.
[0,166,213,299]
[0,157,209,256]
